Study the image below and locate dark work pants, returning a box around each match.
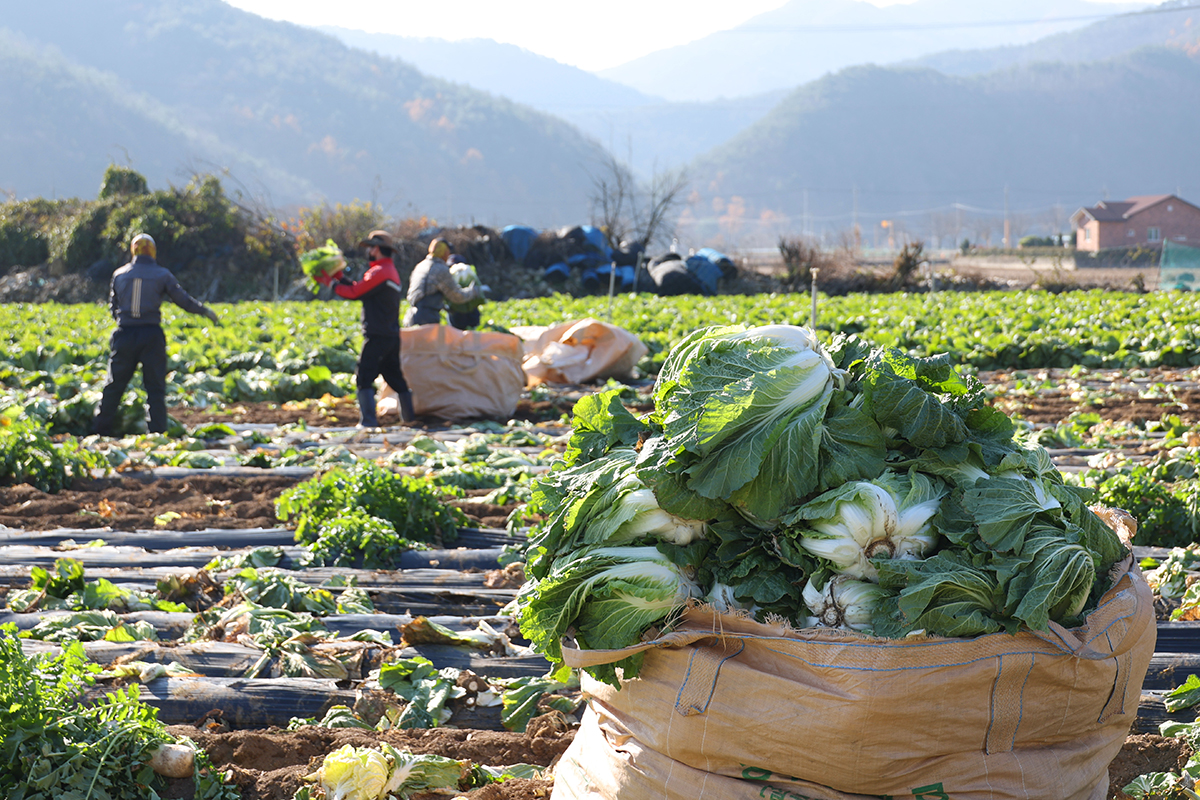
[357,335,409,395]
[92,325,168,435]
[447,309,481,330]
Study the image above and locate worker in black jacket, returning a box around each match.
[91,233,220,436]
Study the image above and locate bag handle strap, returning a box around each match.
[561,629,725,668]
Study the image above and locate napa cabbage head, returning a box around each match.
[315,744,389,800]
[380,744,465,798]
[526,450,708,577]
[785,470,947,581]
[803,575,888,632]
[516,545,702,686]
[653,325,870,522]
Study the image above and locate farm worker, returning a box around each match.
[445,254,483,330]
[403,238,483,327]
[314,229,414,427]
[91,233,221,436]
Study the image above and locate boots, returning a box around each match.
[397,391,415,424]
[357,387,379,428]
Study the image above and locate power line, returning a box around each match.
[724,3,1200,34]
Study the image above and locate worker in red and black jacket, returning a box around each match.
[316,230,413,427]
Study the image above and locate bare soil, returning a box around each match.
[992,389,1200,426]
[163,714,572,800]
[0,477,521,532]
[1107,734,1193,799]
[0,475,295,531]
[156,724,1183,800]
[169,398,574,428]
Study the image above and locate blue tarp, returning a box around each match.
[693,247,737,277]
[594,264,635,292]
[579,225,613,260]
[502,225,538,265]
[543,262,570,284]
[685,255,722,296]
[567,251,609,269]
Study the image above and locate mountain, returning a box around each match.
[0,0,608,226]
[910,0,1200,75]
[318,28,663,114]
[316,26,780,176]
[599,0,1148,102]
[687,47,1200,243]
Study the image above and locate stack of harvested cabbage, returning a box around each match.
[515,325,1127,687]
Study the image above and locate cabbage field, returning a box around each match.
[5,289,1200,799]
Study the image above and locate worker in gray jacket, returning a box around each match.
[404,238,483,326]
[91,233,220,435]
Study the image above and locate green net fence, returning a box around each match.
[1160,240,1200,291]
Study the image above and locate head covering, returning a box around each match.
[357,229,395,250]
[130,233,156,259]
[446,254,466,266]
[428,238,451,260]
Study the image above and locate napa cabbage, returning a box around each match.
[315,744,389,800]
[803,575,887,632]
[785,470,946,581]
[654,325,881,522]
[516,545,702,686]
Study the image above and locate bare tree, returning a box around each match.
[588,155,689,250]
[589,153,636,247]
[636,165,689,249]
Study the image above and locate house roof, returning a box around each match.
[1072,194,1183,225]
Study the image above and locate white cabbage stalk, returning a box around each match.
[799,473,944,581]
[614,488,707,545]
[703,582,756,614]
[803,575,886,631]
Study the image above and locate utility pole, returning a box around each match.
[852,185,860,253]
[1003,184,1011,249]
[803,189,809,238]
[955,201,961,249]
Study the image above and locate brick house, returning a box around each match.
[1071,195,1200,252]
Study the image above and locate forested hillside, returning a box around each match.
[689,46,1200,238]
[912,0,1200,75]
[0,0,607,225]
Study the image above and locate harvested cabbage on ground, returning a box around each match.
[515,325,1129,686]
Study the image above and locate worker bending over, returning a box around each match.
[404,238,483,326]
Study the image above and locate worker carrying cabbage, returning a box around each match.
[404,238,484,327]
[92,233,221,436]
[314,229,413,427]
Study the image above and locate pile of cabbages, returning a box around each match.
[515,325,1127,686]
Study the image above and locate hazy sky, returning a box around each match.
[224,0,1150,71]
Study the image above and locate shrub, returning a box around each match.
[777,236,828,290]
[97,164,150,199]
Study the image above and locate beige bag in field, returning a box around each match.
[394,324,525,421]
[553,517,1154,800]
[519,318,648,386]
